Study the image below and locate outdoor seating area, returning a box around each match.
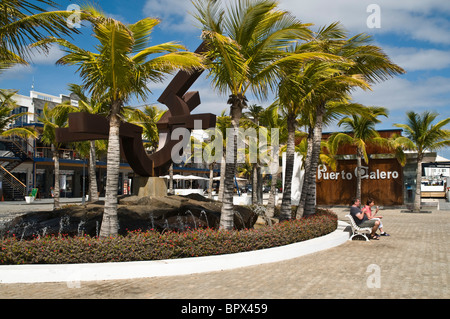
[159,174,209,196]
[158,174,251,198]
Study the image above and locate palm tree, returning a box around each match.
[242,104,264,204]
[276,84,301,220]
[328,106,388,200]
[203,140,219,200]
[297,22,405,216]
[277,55,370,219]
[185,134,217,199]
[39,103,70,210]
[394,111,450,212]
[127,105,166,153]
[70,140,92,201]
[193,0,315,229]
[384,132,411,167]
[182,113,231,200]
[259,103,286,218]
[36,6,204,237]
[0,0,84,73]
[216,110,231,201]
[58,84,110,202]
[295,98,366,216]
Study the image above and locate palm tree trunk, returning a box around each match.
[414,153,423,212]
[169,163,174,195]
[257,165,263,205]
[220,128,237,230]
[356,148,362,201]
[303,102,325,216]
[266,173,277,219]
[218,154,226,201]
[208,163,214,199]
[220,99,243,230]
[280,114,296,221]
[266,128,280,219]
[88,140,99,202]
[296,128,313,218]
[52,146,60,210]
[99,102,121,238]
[252,163,257,204]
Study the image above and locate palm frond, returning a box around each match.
[1,126,37,138]
[131,42,187,63]
[0,0,85,65]
[395,111,450,157]
[128,17,160,53]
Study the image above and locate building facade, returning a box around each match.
[283,129,450,207]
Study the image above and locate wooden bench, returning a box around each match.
[345,214,372,241]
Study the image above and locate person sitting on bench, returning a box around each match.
[350,197,380,240]
[362,198,390,236]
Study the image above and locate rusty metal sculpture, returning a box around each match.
[55,42,216,177]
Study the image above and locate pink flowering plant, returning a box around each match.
[0,209,337,265]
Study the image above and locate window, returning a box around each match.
[11,106,28,126]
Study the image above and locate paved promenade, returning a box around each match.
[0,199,449,299]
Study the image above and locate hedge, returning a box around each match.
[0,209,337,265]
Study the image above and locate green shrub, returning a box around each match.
[0,209,337,265]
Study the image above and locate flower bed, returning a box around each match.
[0,209,337,265]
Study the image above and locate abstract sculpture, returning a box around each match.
[56,42,216,177]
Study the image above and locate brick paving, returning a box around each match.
[0,204,449,299]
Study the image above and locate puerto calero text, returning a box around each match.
[317,165,399,181]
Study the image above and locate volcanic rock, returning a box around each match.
[3,194,258,239]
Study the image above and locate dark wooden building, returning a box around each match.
[316,129,404,206]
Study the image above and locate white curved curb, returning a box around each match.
[0,221,349,284]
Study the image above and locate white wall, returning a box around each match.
[281,152,304,205]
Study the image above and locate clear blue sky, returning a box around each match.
[1,0,449,159]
